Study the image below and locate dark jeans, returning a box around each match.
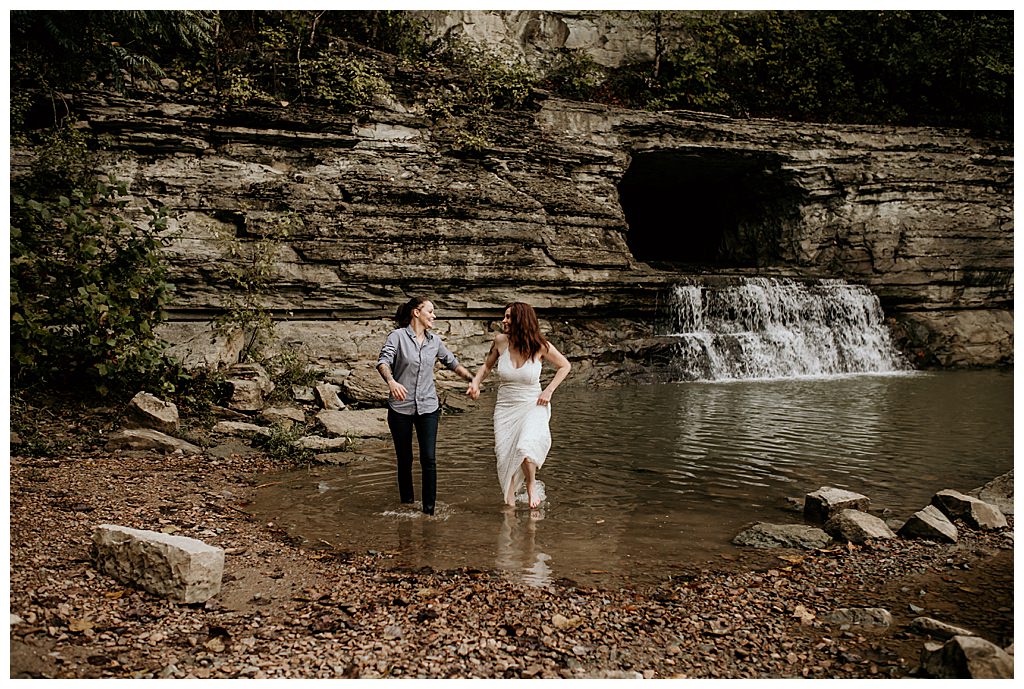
[387,407,440,515]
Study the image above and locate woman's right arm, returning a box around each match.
[377,332,408,401]
[467,335,502,399]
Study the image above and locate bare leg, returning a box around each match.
[521,457,540,508]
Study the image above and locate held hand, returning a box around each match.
[466,382,480,400]
[389,380,408,401]
[537,389,552,406]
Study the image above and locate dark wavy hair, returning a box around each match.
[505,302,547,362]
[395,296,430,327]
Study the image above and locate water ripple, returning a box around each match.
[250,370,1012,586]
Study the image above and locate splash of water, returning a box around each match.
[668,277,910,381]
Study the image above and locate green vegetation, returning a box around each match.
[572,10,1012,136]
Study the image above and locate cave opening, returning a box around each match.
[618,149,801,270]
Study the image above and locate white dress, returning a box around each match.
[493,347,551,505]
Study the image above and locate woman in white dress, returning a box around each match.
[467,302,571,508]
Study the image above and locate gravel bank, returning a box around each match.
[8,432,1013,679]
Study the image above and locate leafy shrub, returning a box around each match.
[11,167,174,396]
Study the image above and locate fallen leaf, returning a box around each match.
[68,618,95,633]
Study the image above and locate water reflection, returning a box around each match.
[250,370,1013,587]
[497,508,551,587]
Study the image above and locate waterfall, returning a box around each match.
[667,277,911,381]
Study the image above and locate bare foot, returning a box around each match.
[526,478,540,509]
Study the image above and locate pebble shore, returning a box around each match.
[9,445,1013,679]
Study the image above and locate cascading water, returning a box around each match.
[667,277,911,381]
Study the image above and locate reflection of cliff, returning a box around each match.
[20,89,1010,388]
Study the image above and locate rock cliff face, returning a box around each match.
[21,83,1010,398]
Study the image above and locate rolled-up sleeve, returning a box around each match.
[436,341,460,372]
[378,331,399,368]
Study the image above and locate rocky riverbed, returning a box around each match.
[8,405,1014,679]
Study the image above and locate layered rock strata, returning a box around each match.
[13,85,1011,390]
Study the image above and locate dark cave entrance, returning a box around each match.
[618,149,802,270]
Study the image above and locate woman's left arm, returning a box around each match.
[537,342,571,406]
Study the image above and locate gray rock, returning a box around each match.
[731,522,832,550]
[207,442,260,459]
[125,391,180,434]
[293,435,351,453]
[315,409,389,439]
[292,386,316,403]
[105,428,202,455]
[226,363,275,412]
[804,487,870,523]
[968,470,1013,516]
[898,505,958,543]
[92,524,224,603]
[820,607,892,629]
[824,509,896,544]
[314,383,346,411]
[260,406,307,428]
[212,421,272,438]
[910,616,977,640]
[920,635,1014,679]
[226,378,268,412]
[931,489,1007,530]
[157,322,243,371]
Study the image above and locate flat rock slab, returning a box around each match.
[820,607,893,629]
[104,428,202,455]
[316,409,389,438]
[910,616,977,641]
[92,524,224,604]
[731,522,832,550]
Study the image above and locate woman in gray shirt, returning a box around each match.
[377,296,474,515]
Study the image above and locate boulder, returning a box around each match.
[105,428,202,455]
[932,489,1008,530]
[898,505,958,543]
[968,470,1013,516]
[125,392,180,434]
[824,509,896,544]
[820,607,893,629]
[92,524,224,604]
[226,363,275,412]
[920,635,1013,679]
[804,487,870,523]
[910,617,977,641]
[226,378,267,412]
[315,409,389,439]
[314,383,346,411]
[731,523,832,550]
[156,322,244,370]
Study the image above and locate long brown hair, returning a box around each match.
[505,302,547,362]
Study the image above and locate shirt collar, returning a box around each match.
[404,325,433,342]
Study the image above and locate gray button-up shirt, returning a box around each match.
[377,326,461,415]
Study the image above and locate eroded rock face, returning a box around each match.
[15,83,1010,384]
